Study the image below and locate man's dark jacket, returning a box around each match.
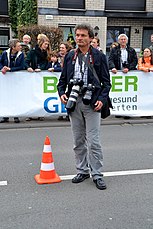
[57,47,111,107]
[108,44,138,70]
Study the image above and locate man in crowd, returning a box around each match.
[0,39,24,123]
[57,23,111,190]
[108,34,138,74]
[20,34,31,58]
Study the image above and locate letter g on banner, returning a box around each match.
[44,97,67,113]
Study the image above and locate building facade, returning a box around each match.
[37,0,153,54]
[0,0,10,54]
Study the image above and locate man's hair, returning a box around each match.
[75,23,94,38]
[118,34,128,41]
[23,34,31,40]
[9,39,20,48]
[60,41,73,52]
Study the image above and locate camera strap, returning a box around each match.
[81,55,101,86]
[72,47,101,85]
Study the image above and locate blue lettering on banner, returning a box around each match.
[44,97,67,113]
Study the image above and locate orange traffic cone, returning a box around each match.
[34,136,61,184]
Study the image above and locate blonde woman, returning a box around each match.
[25,36,51,72]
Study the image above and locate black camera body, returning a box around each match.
[66,78,84,112]
[122,61,129,68]
[82,84,95,105]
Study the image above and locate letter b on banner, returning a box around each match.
[43,77,58,93]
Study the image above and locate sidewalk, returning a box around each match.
[0,116,153,130]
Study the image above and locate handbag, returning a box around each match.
[101,96,113,119]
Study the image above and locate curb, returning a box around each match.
[0,116,153,130]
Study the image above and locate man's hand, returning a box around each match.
[27,67,34,72]
[111,68,118,74]
[60,94,68,104]
[35,68,41,72]
[94,100,103,111]
[122,68,129,73]
[48,68,54,72]
[2,66,10,74]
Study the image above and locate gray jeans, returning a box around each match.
[69,96,103,180]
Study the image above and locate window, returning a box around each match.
[58,0,85,9]
[106,26,130,57]
[59,25,76,48]
[105,0,146,11]
[0,0,8,15]
[142,28,153,50]
[0,28,10,53]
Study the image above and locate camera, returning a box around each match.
[82,84,95,105]
[66,78,84,112]
[122,61,129,68]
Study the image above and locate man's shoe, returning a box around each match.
[14,118,20,123]
[93,178,107,190]
[72,173,90,183]
[0,118,9,123]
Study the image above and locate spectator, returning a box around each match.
[25,36,51,72]
[0,39,24,123]
[58,42,73,68]
[25,35,51,121]
[108,34,138,74]
[22,34,31,47]
[37,33,47,43]
[91,37,103,52]
[149,34,153,51]
[58,42,72,121]
[138,48,153,72]
[20,34,31,58]
[48,51,62,72]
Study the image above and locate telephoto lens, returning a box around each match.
[82,84,95,105]
[66,79,83,112]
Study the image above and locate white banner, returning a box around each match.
[0,70,153,117]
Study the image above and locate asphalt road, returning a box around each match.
[0,121,153,229]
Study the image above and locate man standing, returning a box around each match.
[57,23,111,190]
[108,34,137,74]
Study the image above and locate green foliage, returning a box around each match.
[9,0,18,34]
[9,0,37,35]
[18,25,63,51]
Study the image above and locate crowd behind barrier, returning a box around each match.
[0,70,153,118]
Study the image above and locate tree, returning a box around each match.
[9,0,37,36]
[17,0,37,27]
[9,0,18,35]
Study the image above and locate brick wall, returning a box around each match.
[37,0,153,52]
[86,0,105,10]
[146,0,153,11]
[38,15,107,52]
[37,0,58,8]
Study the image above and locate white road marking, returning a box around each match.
[0,181,7,186]
[60,169,153,180]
